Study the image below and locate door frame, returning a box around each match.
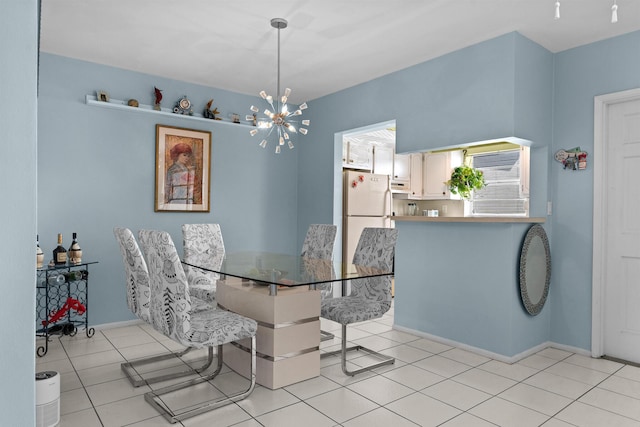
[591,87,640,357]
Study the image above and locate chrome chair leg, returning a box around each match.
[121,346,214,387]
[321,324,395,376]
[320,329,335,342]
[145,337,257,424]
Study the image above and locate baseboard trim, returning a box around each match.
[392,324,591,363]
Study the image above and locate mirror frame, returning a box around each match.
[519,224,551,316]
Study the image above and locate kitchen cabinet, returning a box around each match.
[373,145,394,175]
[408,153,424,199]
[392,154,411,183]
[422,150,463,199]
[391,153,411,193]
[343,140,372,170]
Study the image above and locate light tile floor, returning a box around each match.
[36,305,640,427]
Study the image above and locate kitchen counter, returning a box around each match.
[392,216,545,223]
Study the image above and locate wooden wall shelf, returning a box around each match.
[85,94,254,128]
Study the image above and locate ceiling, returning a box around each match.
[40,1,639,104]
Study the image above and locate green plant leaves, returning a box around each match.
[446,165,486,200]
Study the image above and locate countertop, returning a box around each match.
[392,216,545,223]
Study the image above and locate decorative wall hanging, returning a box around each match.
[155,124,211,212]
[555,147,588,170]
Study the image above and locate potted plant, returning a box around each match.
[446,165,486,200]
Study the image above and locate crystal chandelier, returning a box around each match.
[248,18,309,153]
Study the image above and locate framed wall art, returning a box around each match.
[155,124,211,212]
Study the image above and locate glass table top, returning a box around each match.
[182,251,392,289]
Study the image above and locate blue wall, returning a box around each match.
[1,1,38,424]
[37,54,300,325]
[299,32,554,357]
[550,31,640,350]
[33,27,640,360]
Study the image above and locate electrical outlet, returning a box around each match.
[547,201,552,215]
[442,205,448,214]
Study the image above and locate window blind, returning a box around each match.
[471,150,527,215]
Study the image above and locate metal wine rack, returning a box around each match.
[35,261,98,357]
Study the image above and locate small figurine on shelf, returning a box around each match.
[153,86,163,110]
[173,96,193,115]
[203,99,221,120]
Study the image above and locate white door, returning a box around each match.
[603,97,640,363]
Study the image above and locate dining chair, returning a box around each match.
[113,227,214,387]
[320,227,398,376]
[138,229,257,424]
[182,223,225,303]
[301,224,337,342]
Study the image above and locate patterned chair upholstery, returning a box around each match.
[113,227,215,387]
[320,227,398,376]
[113,227,150,323]
[182,223,226,303]
[138,229,257,423]
[301,224,337,341]
[301,224,337,260]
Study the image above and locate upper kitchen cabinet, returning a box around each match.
[343,139,373,170]
[393,154,410,183]
[422,150,463,199]
[373,145,394,175]
[408,153,424,199]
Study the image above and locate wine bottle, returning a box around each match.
[53,233,67,266]
[48,274,66,286]
[36,234,44,268]
[68,232,82,264]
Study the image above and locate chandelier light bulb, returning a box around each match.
[276,145,281,154]
[250,105,259,113]
[302,120,310,126]
[250,129,258,136]
[259,139,267,148]
[611,1,618,23]
[299,102,308,110]
[554,1,560,19]
[299,128,308,135]
[288,141,294,149]
[259,91,268,99]
[279,136,285,145]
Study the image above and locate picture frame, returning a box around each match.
[155,124,211,212]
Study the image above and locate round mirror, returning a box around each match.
[519,224,551,315]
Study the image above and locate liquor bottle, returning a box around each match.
[68,232,82,264]
[53,233,67,266]
[36,234,44,268]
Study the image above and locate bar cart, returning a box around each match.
[35,261,98,356]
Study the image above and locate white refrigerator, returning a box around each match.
[343,170,392,273]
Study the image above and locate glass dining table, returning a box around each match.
[182,250,392,296]
[182,251,393,389]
